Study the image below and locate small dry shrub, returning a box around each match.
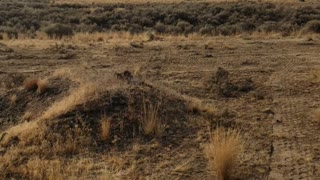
[100,114,112,141]
[204,128,245,180]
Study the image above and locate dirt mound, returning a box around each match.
[0,75,73,131]
[45,75,189,149]
[208,67,255,98]
[0,70,191,150]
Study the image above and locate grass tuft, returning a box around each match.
[23,78,39,91]
[100,114,112,141]
[204,128,245,180]
[140,100,163,136]
[36,79,49,94]
[23,78,49,94]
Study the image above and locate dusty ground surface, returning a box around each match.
[0,33,320,179]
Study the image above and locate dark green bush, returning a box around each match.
[43,23,73,39]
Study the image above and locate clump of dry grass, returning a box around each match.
[186,98,218,119]
[140,100,163,136]
[36,79,49,94]
[23,78,39,91]
[23,78,49,94]
[204,128,245,180]
[9,94,17,105]
[100,114,112,141]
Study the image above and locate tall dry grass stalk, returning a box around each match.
[140,100,163,136]
[100,114,112,141]
[204,128,245,180]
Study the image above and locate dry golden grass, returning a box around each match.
[187,98,218,117]
[37,79,49,94]
[173,157,194,173]
[9,94,17,105]
[100,114,112,141]
[2,68,125,149]
[23,78,49,94]
[21,111,33,122]
[39,82,99,121]
[17,157,113,180]
[140,100,163,136]
[204,128,245,180]
[23,78,39,91]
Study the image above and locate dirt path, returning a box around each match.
[266,55,320,179]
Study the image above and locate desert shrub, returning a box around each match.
[199,26,214,35]
[0,27,18,39]
[177,20,194,34]
[258,21,279,33]
[236,22,256,32]
[43,23,73,39]
[128,23,143,34]
[303,20,320,34]
[217,25,238,36]
[166,25,182,35]
[1,1,320,36]
[154,22,166,33]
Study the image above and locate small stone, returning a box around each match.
[0,147,6,155]
[263,108,274,115]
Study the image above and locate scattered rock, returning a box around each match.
[0,147,6,156]
[263,108,274,115]
[130,41,144,48]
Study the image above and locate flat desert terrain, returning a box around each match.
[0,0,319,179]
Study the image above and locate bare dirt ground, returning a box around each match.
[0,33,320,179]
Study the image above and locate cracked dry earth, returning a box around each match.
[0,35,320,179]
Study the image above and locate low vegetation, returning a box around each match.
[204,128,245,180]
[140,100,162,136]
[0,1,320,39]
[100,114,112,141]
[23,78,49,94]
[43,24,74,39]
